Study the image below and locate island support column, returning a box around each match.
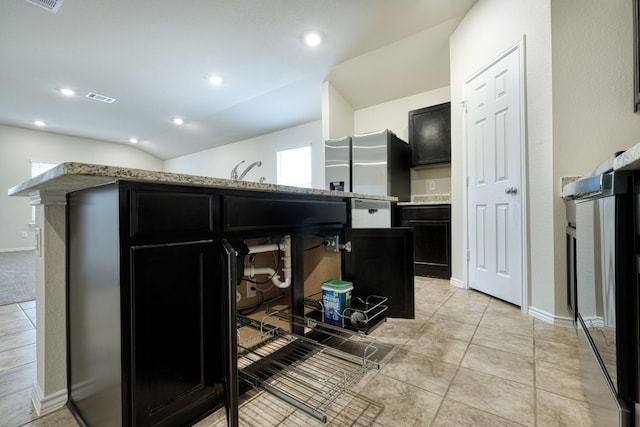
[30,192,68,415]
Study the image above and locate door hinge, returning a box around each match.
[466,176,469,187]
[467,251,470,262]
[461,100,468,113]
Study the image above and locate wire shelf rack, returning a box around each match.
[237,312,379,423]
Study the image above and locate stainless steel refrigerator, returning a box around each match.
[324,129,410,201]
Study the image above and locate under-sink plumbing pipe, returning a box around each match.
[244,235,292,289]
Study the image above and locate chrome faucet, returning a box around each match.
[238,161,262,180]
[230,160,263,181]
[230,160,245,179]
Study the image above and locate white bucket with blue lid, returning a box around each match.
[322,279,353,322]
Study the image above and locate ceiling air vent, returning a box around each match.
[24,0,65,13]
[86,92,116,104]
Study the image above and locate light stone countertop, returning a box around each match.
[614,142,640,171]
[8,162,396,202]
[397,193,451,206]
[561,176,580,189]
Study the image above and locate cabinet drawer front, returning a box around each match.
[401,205,450,221]
[223,195,347,231]
[130,190,213,238]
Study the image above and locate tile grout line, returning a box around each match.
[18,301,36,329]
[430,293,535,427]
[427,287,489,427]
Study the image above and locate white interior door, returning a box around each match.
[465,44,524,306]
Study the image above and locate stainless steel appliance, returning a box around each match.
[324,136,351,192]
[562,153,638,427]
[324,129,410,201]
[350,199,391,228]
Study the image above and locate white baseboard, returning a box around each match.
[0,246,36,253]
[527,306,574,327]
[449,277,466,289]
[31,382,67,416]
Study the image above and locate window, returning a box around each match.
[31,161,57,223]
[276,145,311,188]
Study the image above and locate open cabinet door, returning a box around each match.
[220,239,240,427]
[344,228,415,318]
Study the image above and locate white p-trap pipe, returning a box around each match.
[244,235,292,289]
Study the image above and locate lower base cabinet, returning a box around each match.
[230,227,414,424]
[130,243,224,426]
[66,180,415,426]
[67,183,227,427]
[399,204,451,279]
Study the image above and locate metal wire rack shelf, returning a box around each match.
[237,310,380,423]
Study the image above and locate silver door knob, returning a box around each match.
[505,187,518,195]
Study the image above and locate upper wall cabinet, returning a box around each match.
[408,102,451,167]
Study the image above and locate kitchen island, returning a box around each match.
[8,163,412,427]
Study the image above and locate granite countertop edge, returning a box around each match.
[614,142,640,171]
[397,194,451,205]
[8,162,397,202]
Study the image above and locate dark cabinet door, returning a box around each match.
[408,220,451,278]
[400,205,451,279]
[409,102,451,166]
[130,241,222,427]
[343,228,415,318]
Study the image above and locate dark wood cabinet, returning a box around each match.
[408,102,451,166]
[67,180,414,427]
[130,242,222,426]
[399,204,451,279]
[67,182,226,427]
[344,228,415,318]
[222,193,347,233]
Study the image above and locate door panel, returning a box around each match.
[496,203,509,275]
[344,228,414,318]
[131,241,221,426]
[466,45,523,306]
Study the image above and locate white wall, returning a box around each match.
[166,87,454,198]
[322,81,355,141]
[164,121,324,188]
[551,1,640,313]
[354,86,451,196]
[0,124,163,251]
[450,0,554,315]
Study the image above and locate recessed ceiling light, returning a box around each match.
[173,117,184,125]
[208,75,223,86]
[129,138,138,144]
[304,32,322,47]
[59,88,75,96]
[34,120,46,127]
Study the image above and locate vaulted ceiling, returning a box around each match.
[0,0,476,159]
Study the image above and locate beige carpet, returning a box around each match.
[0,251,35,305]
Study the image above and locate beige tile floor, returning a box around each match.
[0,277,593,426]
